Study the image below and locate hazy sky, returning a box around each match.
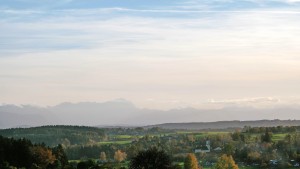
[1,0,300,110]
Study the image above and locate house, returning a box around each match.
[213,147,222,151]
[195,140,211,153]
[290,160,299,167]
[269,160,278,166]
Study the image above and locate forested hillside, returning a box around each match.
[0,125,106,146]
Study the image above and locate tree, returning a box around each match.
[30,145,56,168]
[247,151,261,163]
[114,150,127,163]
[187,135,195,142]
[261,130,272,143]
[224,143,235,156]
[129,147,172,169]
[77,159,96,169]
[127,144,139,158]
[184,153,199,169]
[52,144,68,168]
[231,131,241,141]
[0,137,33,168]
[214,154,239,169]
[100,152,107,162]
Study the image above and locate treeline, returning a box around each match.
[0,126,177,147]
[104,127,174,135]
[0,125,106,146]
[0,136,70,169]
[243,125,297,133]
[66,145,121,160]
[152,120,300,130]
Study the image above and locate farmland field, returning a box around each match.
[195,131,229,138]
[98,140,132,145]
[272,133,287,141]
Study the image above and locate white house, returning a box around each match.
[195,140,211,153]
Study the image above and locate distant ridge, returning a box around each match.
[1,100,300,129]
[147,120,300,130]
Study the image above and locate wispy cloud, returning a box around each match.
[275,0,300,3]
[3,7,300,16]
[0,1,300,109]
[208,97,280,104]
[1,5,300,53]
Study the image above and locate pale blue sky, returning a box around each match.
[1,0,299,9]
[1,0,300,109]
[1,0,300,54]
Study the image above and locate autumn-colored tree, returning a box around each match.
[30,146,56,168]
[187,135,195,142]
[100,151,107,161]
[214,154,239,169]
[184,153,199,169]
[247,151,261,163]
[114,150,127,163]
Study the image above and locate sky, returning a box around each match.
[1,0,300,110]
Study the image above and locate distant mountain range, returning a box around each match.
[1,99,300,129]
[148,120,300,130]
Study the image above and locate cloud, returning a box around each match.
[1,6,300,54]
[1,2,300,109]
[277,0,300,3]
[208,97,280,104]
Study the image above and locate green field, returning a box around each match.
[98,140,132,145]
[113,135,133,139]
[272,133,287,141]
[195,132,229,138]
[176,131,193,134]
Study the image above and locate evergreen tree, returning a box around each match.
[52,144,68,168]
[129,147,172,169]
[261,130,272,143]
